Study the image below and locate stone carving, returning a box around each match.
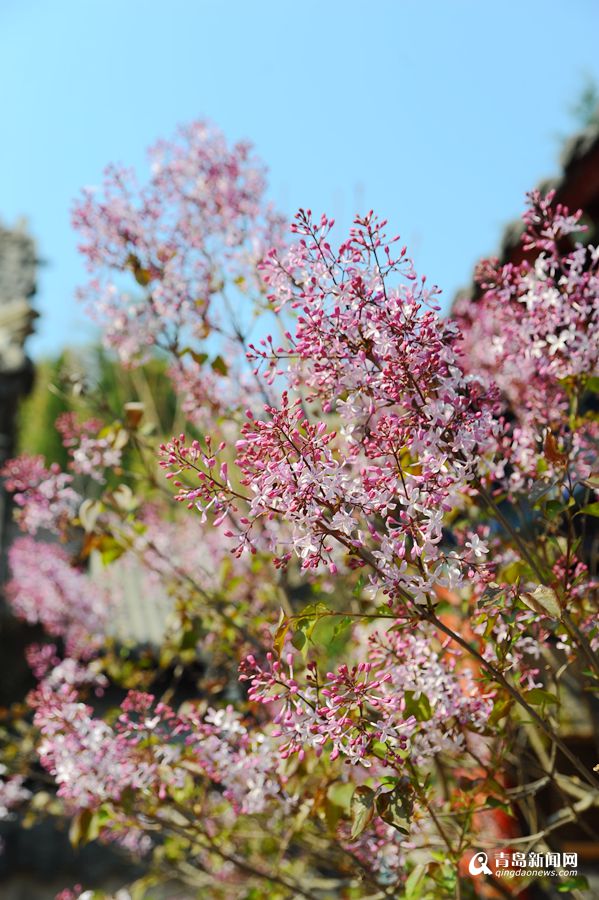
[0,221,38,375]
[0,222,37,588]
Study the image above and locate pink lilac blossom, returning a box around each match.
[340,817,405,884]
[258,210,497,465]
[25,643,61,680]
[126,505,244,591]
[184,704,286,815]
[242,651,417,767]
[56,889,132,900]
[32,684,286,819]
[7,537,110,658]
[1,455,80,535]
[338,814,440,886]
[454,190,599,493]
[72,120,285,370]
[12,164,598,896]
[0,770,31,820]
[56,413,123,482]
[472,602,554,691]
[167,343,271,429]
[113,505,275,648]
[240,628,493,769]
[33,687,171,808]
[163,212,499,604]
[99,825,153,858]
[366,624,494,761]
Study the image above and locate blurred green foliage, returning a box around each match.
[17,346,181,467]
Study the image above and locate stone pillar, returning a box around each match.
[0,221,37,588]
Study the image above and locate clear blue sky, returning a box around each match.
[1,0,598,357]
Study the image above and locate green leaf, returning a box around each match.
[404,690,432,721]
[119,787,136,815]
[272,609,289,658]
[529,477,558,505]
[126,253,153,287]
[578,502,599,517]
[520,585,562,619]
[478,582,504,607]
[377,782,412,835]
[211,354,229,376]
[69,808,100,847]
[585,376,599,393]
[291,630,306,651]
[332,615,353,638]
[352,574,366,597]
[371,740,391,761]
[312,614,353,654]
[180,618,205,650]
[323,797,343,832]
[405,863,427,899]
[129,875,162,900]
[488,698,513,725]
[546,499,566,520]
[350,786,375,839]
[327,781,354,811]
[290,602,330,654]
[483,614,498,640]
[524,688,559,706]
[502,559,531,583]
[324,782,354,832]
[179,347,208,366]
[557,875,589,892]
[98,535,126,565]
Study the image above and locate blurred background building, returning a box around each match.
[0,222,36,587]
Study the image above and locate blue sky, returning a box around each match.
[1,0,598,356]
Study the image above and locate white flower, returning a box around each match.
[465,535,488,559]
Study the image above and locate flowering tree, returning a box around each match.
[1,122,598,899]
